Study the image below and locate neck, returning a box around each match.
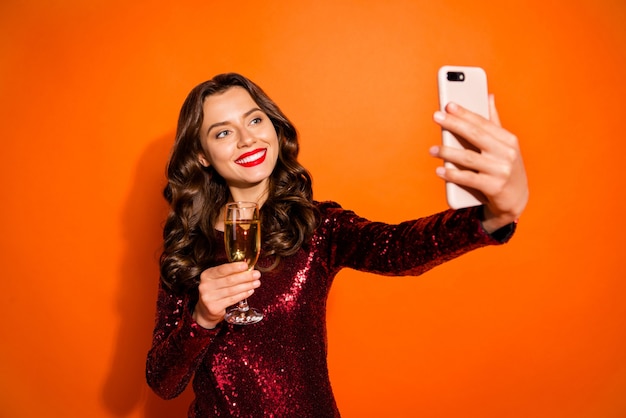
[228,181,270,207]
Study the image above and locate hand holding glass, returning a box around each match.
[223,202,263,325]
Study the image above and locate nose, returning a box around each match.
[237,127,256,147]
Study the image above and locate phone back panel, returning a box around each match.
[437,65,489,209]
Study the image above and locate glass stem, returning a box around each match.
[237,299,250,312]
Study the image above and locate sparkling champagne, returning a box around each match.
[223,201,263,325]
[224,219,260,270]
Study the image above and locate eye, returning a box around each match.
[216,129,230,139]
[250,117,262,125]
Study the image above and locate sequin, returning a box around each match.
[146,201,515,417]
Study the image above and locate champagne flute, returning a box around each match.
[223,201,264,325]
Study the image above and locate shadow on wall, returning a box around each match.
[101,132,194,417]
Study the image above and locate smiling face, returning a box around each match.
[198,86,280,203]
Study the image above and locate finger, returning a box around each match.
[198,276,261,312]
[431,143,514,195]
[437,144,520,188]
[435,165,501,200]
[451,100,518,150]
[198,261,249,283]
[222,273,261,295]
[223,288,258,309]
[201,268,261,293]
[430,144,500,177]
[212,261,250,277]
[203,281,259,306]
[434,106,491,152]
[435,103,513,152]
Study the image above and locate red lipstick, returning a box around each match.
[235,148,267,167]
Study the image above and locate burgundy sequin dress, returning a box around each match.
[146,201,515,417]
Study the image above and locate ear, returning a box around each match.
[198,154,210,167]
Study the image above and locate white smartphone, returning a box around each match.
[437,65,489,209]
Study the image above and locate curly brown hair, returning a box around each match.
[160,73,319,292]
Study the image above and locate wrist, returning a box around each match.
[480,206,519,234]
[192,308,221,330]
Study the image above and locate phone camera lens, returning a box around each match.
[447,71,465,82]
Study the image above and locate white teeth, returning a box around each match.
[236,150,265,164]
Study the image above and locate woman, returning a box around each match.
[146,73,528,417]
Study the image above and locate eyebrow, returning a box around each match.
[206,107,263,136]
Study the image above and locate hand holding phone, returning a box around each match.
[437,65,489,209]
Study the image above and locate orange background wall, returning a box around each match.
[1,1,625,417]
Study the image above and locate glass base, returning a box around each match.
[224,307,264,325]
